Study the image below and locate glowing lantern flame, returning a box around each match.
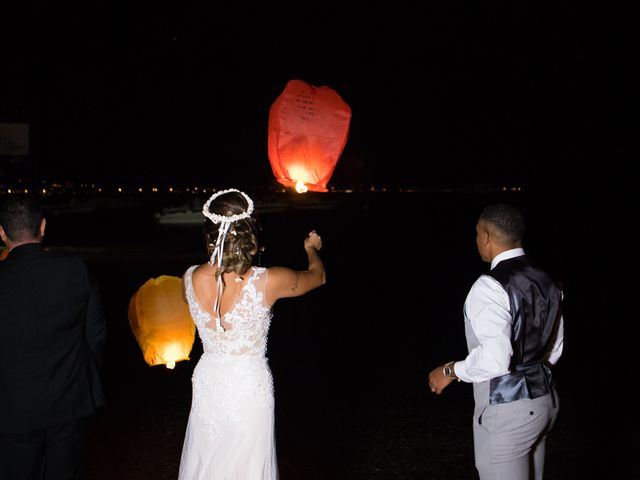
[295,180,308,193]
[128,275,195,369]
[268,79,351,192]
[161,342,185,369]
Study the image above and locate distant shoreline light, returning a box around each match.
[0,181,525,196]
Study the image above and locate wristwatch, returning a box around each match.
[443,361,460,381]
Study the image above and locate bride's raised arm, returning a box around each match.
[266,230,326,304]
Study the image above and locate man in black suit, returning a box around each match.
[0,194,107,479]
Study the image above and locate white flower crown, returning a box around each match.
[202,188,254,224]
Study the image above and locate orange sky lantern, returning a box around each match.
[128,275,195,369]
[268,79,352,193]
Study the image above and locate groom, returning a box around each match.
[0,195,107,479]
[428,203,564,480]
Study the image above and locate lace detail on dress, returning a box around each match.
[183,265,275,437]
[190,355,274,436]
[184,265,273,357]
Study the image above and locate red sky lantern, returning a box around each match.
[268,79,352,193]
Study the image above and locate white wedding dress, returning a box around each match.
[178,265,279,479]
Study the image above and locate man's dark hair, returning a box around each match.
[0,195,43,241]
[479,203,525,244]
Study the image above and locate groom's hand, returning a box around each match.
[428,365,455,394]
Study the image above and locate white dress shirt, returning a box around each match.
[454,248,564,383]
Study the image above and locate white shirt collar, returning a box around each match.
[490,248,525,270]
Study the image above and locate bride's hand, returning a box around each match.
[304,230,322,251]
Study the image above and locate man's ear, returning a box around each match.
[483,228,493,246]
[39,218,46,238]
[478,225,491,247]
[0,225,7,244]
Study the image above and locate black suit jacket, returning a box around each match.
[0,243,107,434]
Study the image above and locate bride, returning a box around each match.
[178,188,326,479]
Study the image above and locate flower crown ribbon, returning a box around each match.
[202,188,254,330]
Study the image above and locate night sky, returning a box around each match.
[0,1,623,190]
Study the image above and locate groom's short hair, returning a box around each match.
[480,203,525,244]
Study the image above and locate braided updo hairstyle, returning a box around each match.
[204,190,260,282]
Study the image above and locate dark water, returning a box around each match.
[42,190,633,479]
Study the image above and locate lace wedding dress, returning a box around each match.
[178,265,279,479]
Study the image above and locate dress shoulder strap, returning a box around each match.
[183,265,198,294]
[246,266,268,298]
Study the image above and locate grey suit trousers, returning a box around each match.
[473,391,559,480]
